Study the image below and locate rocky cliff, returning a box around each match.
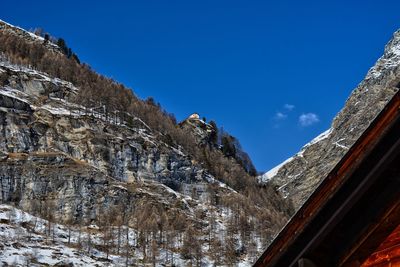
[260,30,400,209]
[179,113,216,146]
[0,19,292,266]
[0,60,213,221]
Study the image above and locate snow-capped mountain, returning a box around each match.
[259,30,400,209]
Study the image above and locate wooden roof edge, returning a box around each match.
[254,90,400,267]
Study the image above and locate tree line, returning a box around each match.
[0,26,295,264]
[15,180,288,266]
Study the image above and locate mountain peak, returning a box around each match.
[188,112,200,120]
[180,113,214,146]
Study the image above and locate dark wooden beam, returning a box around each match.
[298,258,318,267]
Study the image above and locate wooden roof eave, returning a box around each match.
[254,90,400,267]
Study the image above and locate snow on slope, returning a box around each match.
[0,204,199,267]
[0,59,79,92]
[0,19,59,49]
[259,128,332,183]
[302,128,332,150]
[0,202,257,267]
[259,157,294,183]
[0,204,119,266]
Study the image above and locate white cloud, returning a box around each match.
[299,113,319,127]
[275,112,287,120]
[284,104,295,111]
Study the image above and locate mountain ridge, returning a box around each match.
[260,28,400,209]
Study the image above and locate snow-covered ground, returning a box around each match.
[0,203,257,267]
[0,204,197,267]
[0,204,117,266]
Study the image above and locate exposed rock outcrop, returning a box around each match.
[179,113,216,146]
[0,62,226,223]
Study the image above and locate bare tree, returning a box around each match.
[42,199,55,243]
[209,236,223,266]
[181,226,201,265]
[151,238,159,267]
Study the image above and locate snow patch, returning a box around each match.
[0,87,32,105]
[259,156,294,183]
[259,128,332,183]
[303,128,332,149]
[334,138,349,150]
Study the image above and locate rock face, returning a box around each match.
[179,114,215,146]
[0,62,223,223]
[260,30,400,210]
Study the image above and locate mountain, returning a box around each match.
[259,29,400,210]
[179,114,257,176]
[0,19,293,266]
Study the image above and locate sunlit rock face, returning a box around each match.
[0,63,217,221]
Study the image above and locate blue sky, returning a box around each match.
[2,1,400,172]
